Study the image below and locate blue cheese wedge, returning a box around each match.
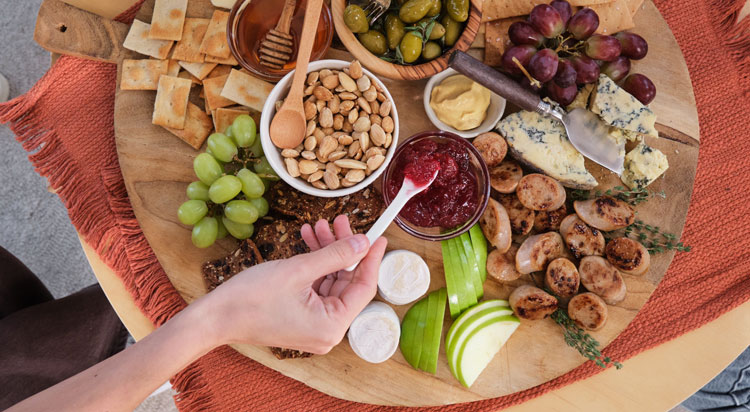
[497,110,598,189]
[590,74,658,137]
[566,83,595,111]
[606,127,627,160]
[621,143,669,189]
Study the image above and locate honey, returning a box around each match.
[228,0,333,82]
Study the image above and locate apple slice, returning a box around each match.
[445,302,513,377]
[469,224,488,283]
[441,240,461,318]
[422,288,447,374]
[399,297,428,369]
[456,235,483,300]
[449,239,477,312]
[454,315,520,387]
[417,290,439,371]
[445,300,509,351]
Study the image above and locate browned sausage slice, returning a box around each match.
[515,232,567,274]
[534,204,568,232]
[574,196,635,231]
[498,194,535,235]
[568,292,608,330]
[509,285,558,320]
[473,132,508,167]
[544,258,580,299]
[605,237,651,276]
[578,256,627,305]
[486,245,522,282]
[559,214,606,259]
[515,174,566,211]
[479,198,512,253]
[490,160,523,193]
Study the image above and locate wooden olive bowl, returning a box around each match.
[331,0,482,80]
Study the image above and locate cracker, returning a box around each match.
[177,70,201,84]
[591,0,635,34]
[471,23,486,48]
[623,0,645,18]
[162,102,213,149]
[484,17,524,67]
[171,18,210,63]
[213,107,250,135]
[202,239,263,291]
[269,347,313,360]
[123,20,174,59]
[340,187,386,229]
[120,59,169,90]
[166,59,181,77]
[267,181,345,223]
[205,53,239,66]
[200,10,231,58]
[179,61,218,80]
[220,69,274,112]
[149,0,188,41]
[207,65,234,78]
[482,0,614,22]
[254,219,310,261]
[203,75,236,112]
[152,75,192,129]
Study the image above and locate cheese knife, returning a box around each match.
[448,51,624,175]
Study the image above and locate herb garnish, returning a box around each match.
[551,309,623,369]
[571,185,665,206]
[623,219,692,253]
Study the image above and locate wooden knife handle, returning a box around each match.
[449,50,541,113]
[35,0,133,64]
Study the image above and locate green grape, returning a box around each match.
[216,216,228,239]
[248,135,264,157]
[224,124,234,138]
[222,216,254,239]
[186,181,210,201]
[253,156,278,179]
[224,200,259,224]
[207,133,238,162]
[192,216,218,248]
[177,200,208,225]
[236,168,265,199]
[194,153,223,185]
[249,197,269,217]
[208,175,242,203]
[232,115,257,148]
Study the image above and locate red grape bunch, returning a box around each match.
[500,0,656,106]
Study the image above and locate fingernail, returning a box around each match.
[349,235,368,253]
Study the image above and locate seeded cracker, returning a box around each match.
[148,0,188,41]
[340,187,386,229]
[267,181,345,223]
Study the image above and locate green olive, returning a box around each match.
[427,0,441,17]
[359,30,388,55]
[399,31,423,63]
[445,0,469,23]
[428,21,445,39]
[441,15,462,46]
[385,14,406,51]
[399,0,433,23]
[344,4,369,34]
[422,41,442,60]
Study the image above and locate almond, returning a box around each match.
[341,178,357,188]
[349,60,363,80]
[322,74,339,89]
[306,120,316,137]
[319,135,338,158]
[304,100,316,120]
[312,180,328,190]
[346,169,366,183]
[357,75,371,92]
[340,100,355,112]
[285,158,300,177]
[363,85,377,102]
[370,123,386,146]
[339,92,357,100]
[342,119,354,133]
[385,132,393,148]
[348,141,361,157]
[323,170,340,189]
[281,149,299,158]
[334,159,367,170]
[313,86,333,101]
[308,170,324,183]
[301,150,316,160]
[329,95,340,114]
[367,154,386,171]
[382,115,394,133]
[306,71,319,85]
[354,131,370,151]
[348,108,359,125]
[353,116,371,133]
[315,99,326,112]
[319,107,334,128]
[357,97,372,114]
[379,100,392,117]
[298,159,318,175]
[370,114,382,126]
[328,150,347,161]
[333,114,344,130]
[337,134,353,145]
[338,72,357,92]
[304,136,317,151]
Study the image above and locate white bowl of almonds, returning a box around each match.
[260,60,399,197]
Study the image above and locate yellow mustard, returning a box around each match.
[429,75,491,131]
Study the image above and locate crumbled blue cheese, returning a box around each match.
[621,143,669,189]
[606,127,627,160]
[566,83,595,111]
[590,75,658,137]
[496,110,598,189]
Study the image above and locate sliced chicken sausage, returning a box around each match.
[544,258,580,299]
[574,195,635,231]
[534,204,568,232]
[479,198,512,253]
[567,292,608,330]
[473,132,508,167]
[498,194,535,235]
[515,232,567,274]
[515,174,566,211]
[605,237,651,276]
[490,160,523,193]
[509,285,559,320]
[559,214,606,259]
[486,245,522,282]
[578,256,627,305]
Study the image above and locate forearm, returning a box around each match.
[8,299,222,412]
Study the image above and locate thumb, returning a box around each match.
[294,234,370,281]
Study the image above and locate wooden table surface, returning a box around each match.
[65,0,750,410]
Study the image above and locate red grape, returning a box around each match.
[570,55,600,84]
[615,32,648,60]
[584,34,622,61]
[529,4,564,38]
[567,8,599,40]
[501,45,537,75]
[529,48,559,83]
[601,56,631,82]
[520,76,543,93]
[508,21,544,47]
[550,0,572,26]
[546,81,578,106]
[622,74,656,104]
[554,59,577,87]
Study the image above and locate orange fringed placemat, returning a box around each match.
[2,0,750,410]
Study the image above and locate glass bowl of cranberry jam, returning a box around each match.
[382,131,490,241]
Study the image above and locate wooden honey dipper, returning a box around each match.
[259,0,297,70]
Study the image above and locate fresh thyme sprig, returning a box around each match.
[623,219,692,254]
[551,309,622,369]
[570,186,665,206]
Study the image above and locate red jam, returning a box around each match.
[386,138,479,228]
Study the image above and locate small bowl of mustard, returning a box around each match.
[423,69,506,139]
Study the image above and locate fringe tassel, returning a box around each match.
[171,355,214,412]
[710,0,750,91]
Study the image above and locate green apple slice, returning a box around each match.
[424,288,447,374]
[445,304,513,377]
[455,315,520,388]
[441,240,461,318]
[418,290,439,371]
[469,224,488,283]
[399,297,428,369]
[449,239,477,313]
[457,234,483,300]
[445,300,509,351]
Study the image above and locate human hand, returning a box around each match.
[200,215,387,354]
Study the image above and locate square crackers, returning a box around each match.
[163,102,213,149]
[199,10,231,58]
[179,61,218,80]
[121,59,169,90]
[203,75,235,112]
[152,75,192,129]
[149,0,188,41]
[171,18,210,63]
[123,20,173,59]
[220,69,274,112]
[213,107,251,135]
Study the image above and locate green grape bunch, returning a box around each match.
[177,115,279,248]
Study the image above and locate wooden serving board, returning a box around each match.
[36,0,700,406]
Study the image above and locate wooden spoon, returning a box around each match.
[270,0,324,149]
